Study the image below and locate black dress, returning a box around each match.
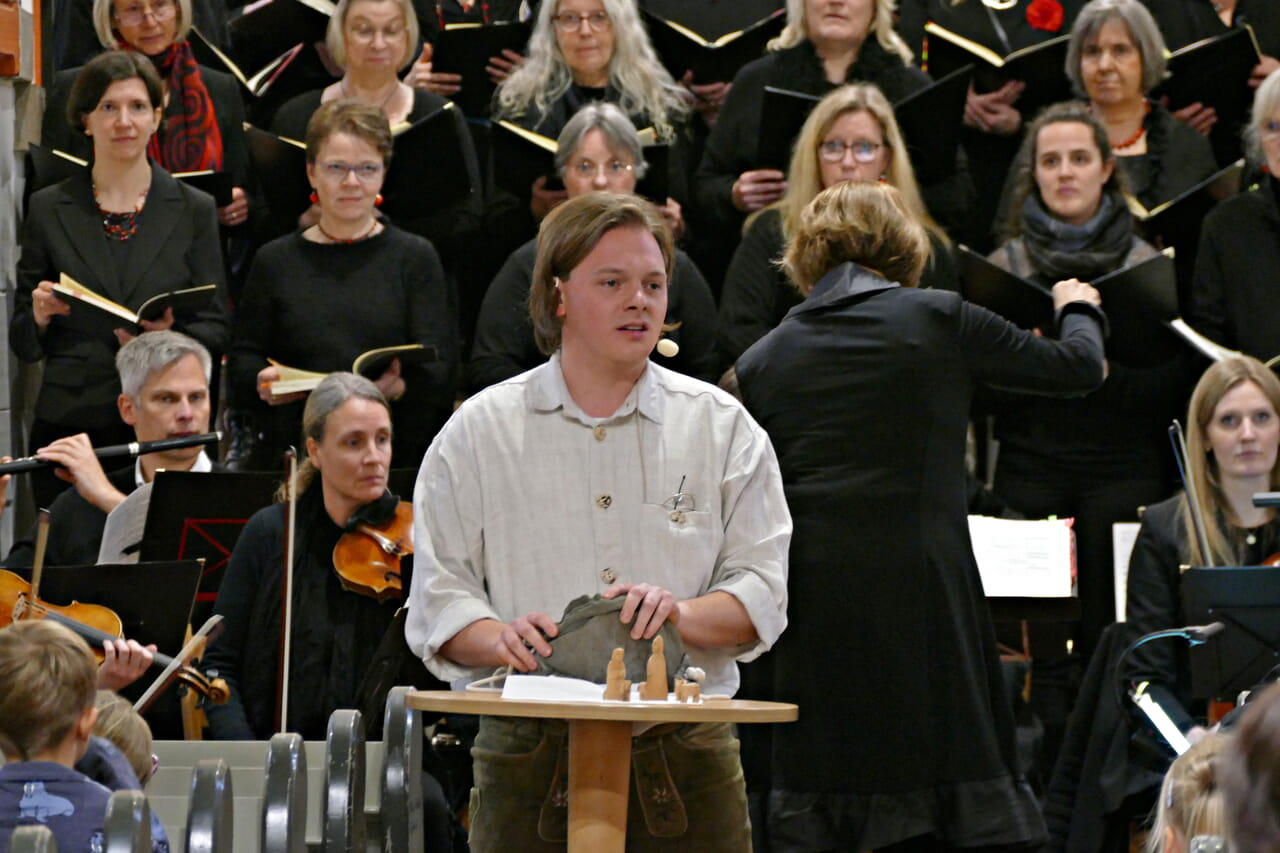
[228,226,459,470]
[717,206,959,368]
[1188,175,1280,361]
[468,237,719,391]
[735,261,1107,851]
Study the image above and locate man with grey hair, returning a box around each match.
[4,330,215,569]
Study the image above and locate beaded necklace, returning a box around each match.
[94,185,149,241]
[1098,98,1151,152]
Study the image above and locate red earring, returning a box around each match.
[309,191,319,204]
[375,193,384,207]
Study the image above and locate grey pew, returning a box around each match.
[322,710,366,853]
[377,686,424,853]
[103,790,151,853]
[262,733,307,853]
[9,825,58,852]
[185,759,233,853]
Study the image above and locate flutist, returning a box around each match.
[4,332,218,570]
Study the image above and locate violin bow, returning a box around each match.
[133,614,225,713]
[1169,421,1215,566]
[276,448,299,733]
[28,509,51,605]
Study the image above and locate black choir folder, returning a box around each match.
[227,0,335,77]
[959,246,1181,367]
[431,21,532,118]
[923,23,1071,114]
[490,120,562,199]
[756,70,970,180]
[642,7,785,83]
[1128,159,1244,248]
[52,275,218,340]
[1152,26,1262,167]
[26,144,235,207]
[268,342,438,397]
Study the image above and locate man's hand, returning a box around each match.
[36,434,128,513]
[373,357,406,402]
[603,582,679,640]
[494,612,558,671]
[257,365,308,406]
[97,638,156,691]
[1051,277,1102,310]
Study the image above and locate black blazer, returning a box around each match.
[13,163,229,429]
[3,466,137,569]
[41,61,251,193]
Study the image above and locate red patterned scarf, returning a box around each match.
[147,41,225,173]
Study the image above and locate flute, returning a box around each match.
[0,431,222,474]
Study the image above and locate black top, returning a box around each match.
[989,236,1190,474]
[13,164,229,430]
[694,39,931,233]
[1188,176,1280,361]
[415,0,529,44]
[735,261,1105,848]
[1118,104,1218,211]
[468,237,719,391]
[1126,493,1280,722]
[718,206,960,368]
[271,88,483,271]
[203,489,409,740]
[228,226,459,468]
[2,466,136,569]
[1139,0,1280,55]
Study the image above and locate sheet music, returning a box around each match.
[969,515,1075,598]
[1113,522,1141,622]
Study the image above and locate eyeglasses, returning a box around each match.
[114,0,175,27]
[569,159,634,178]
[818,139,886,163]
[347,22,407,43]
[553,10,610,32]
[315,161,385,182]
[1262,120,1280,139]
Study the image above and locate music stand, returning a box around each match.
[1182,565,1280,699]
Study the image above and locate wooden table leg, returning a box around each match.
[567,719,632,853]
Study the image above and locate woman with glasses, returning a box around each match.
[469,101,717,391]
[487,0,691,244]
[229,100,459,471]
[718,82,956,368]
[270,0,482,268]
[1187,70,1280,363]
[41,0,250,229]
[13,51,227,510]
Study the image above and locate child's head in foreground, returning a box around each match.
[0,620,99,764]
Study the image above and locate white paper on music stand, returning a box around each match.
[969,515,1075,598]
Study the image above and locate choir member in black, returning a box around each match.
[896,0,1086,251]
[1065,0,1217,209]
[718,82,956,369]
[230,100,458,471]
[43,0,250,229]
[990,102,1185,659]
[202,372,456,848]
[1188,70,1280,362]
[271,0,483,272]
[735,180,1107,853]
[51,0,228,74]
[14,52,228,510]
[693,0,968,285]
[1126,356,1280,743]
[469,102,717,389]
[486,0,691,254]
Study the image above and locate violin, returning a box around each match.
[332,500,413,603]
[0,512,229,711]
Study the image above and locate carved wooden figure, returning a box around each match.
[641,635,668,700]
[674,679,701,703]
[603,647,631,701]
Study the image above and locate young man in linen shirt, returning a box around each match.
[406,192,791,852]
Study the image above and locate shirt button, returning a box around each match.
[601,568,617,584]
[596,494,612,509]
[593,426,607,441]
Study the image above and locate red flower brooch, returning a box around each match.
[1026,0,1065,32]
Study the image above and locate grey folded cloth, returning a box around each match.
[533,594,687,685]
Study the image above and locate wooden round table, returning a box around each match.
[407,690,797,852]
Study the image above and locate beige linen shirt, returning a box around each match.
[406,354,791,696]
